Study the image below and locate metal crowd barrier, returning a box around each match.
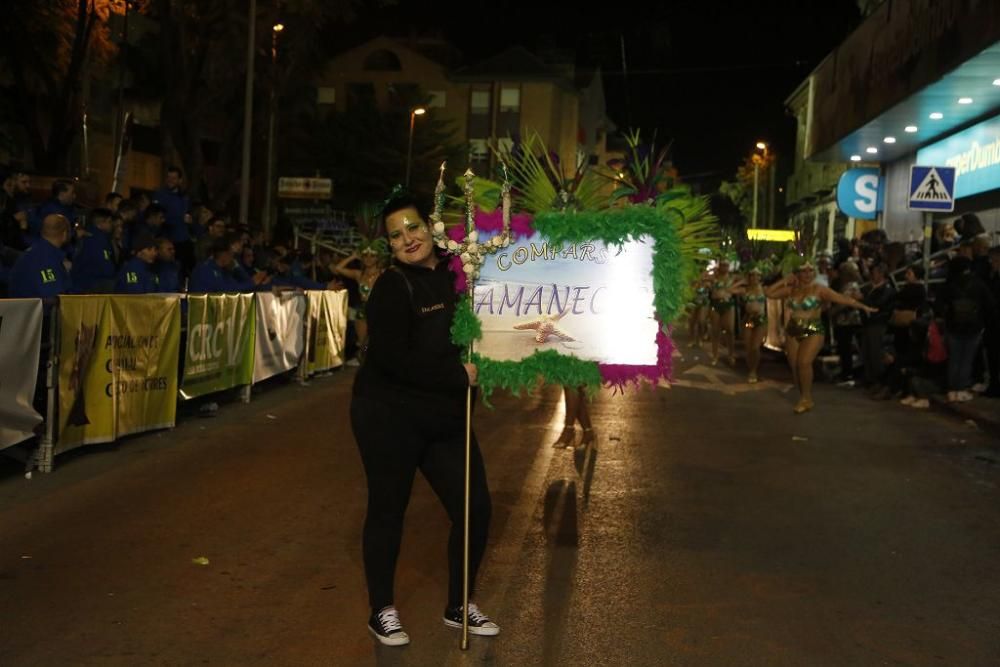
[3,290,347,475]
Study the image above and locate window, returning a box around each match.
[317,87,336,105]
[497,85,521,139]
[428,90,447,108]
[470,89,491,114]
[363,49,402,72]
[499,86,520,112]
[469,139,489,161]
[347,83,376,111]
[467,85,492,141]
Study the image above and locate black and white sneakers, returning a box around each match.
[368,606,410,646]
[443,602,501,636]
[369,602,500,646]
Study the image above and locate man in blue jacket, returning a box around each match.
[190,237,273,293]
[31,180,77,239]
[154,237,182,293]
[8,214,73,298]
[71,208,117,293]
[153,166,193,272]
[271,251,334,290]
[115,232,160,294]
[125,203,166,254]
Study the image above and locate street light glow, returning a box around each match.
[413,107,427,116]
[273,23,284,32]
[755,142,767,150]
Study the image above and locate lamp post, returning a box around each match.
[238,0,256,228]
[752,141,768,228]
[405,107,426,188]
[262,22,283,239]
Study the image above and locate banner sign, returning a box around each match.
[277,177,332,199]
[253,292,306,383]
[58,295,181,452]
[473,232,659,366]
[916,113,1000,200]
[0,299,44,449]
[180,294,256,399]
[305,290,348,375]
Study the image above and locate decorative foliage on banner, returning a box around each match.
[533,206,687,324]
[472,351,604,405]
[429,132,720,398]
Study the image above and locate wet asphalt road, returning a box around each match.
[1,340,999,666]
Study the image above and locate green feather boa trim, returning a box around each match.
[533,206,688,324]
[471,351,603,405]
[451,296,602,402]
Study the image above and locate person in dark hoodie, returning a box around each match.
[71,208,118,293]
[349,192,498,647]
[115,232,160,294]
[937,255,998,403]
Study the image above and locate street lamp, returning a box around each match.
[263,22,283,238]
[405,107,427,188]
[752,141,768,228]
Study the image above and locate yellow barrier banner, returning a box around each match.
[58,295,181,452]
[305,290,348,375]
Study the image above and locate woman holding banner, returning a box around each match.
[350,192,499,646]
[766,261,876,413]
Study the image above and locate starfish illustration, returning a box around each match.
[513,309,576,343]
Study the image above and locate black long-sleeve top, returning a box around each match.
[896,282,927,311]
[352,259,469,416]
[862,282,896,326]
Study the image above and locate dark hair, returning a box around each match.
[90,207,114,228]
[52,179,74,197]
[210,237,233,257]
[380,191,425,231]
[870,262,888,276]
[146,203,167,219]
[166,165,184,178]
[948,255,972,280]
[105,192,123,205]
[117,200,138,215]
[906,264,925,279]
[208,215,227,227]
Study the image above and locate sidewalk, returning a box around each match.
[932,393,1000,437]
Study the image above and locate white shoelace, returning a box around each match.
[377,607,404,633]
[466,602,490,625]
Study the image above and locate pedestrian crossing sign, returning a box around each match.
[908,165,956,212]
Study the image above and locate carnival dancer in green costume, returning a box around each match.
[765,260,875,413]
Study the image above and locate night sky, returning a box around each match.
[351,0,863,183]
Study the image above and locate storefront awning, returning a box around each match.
[812,40,1000,164]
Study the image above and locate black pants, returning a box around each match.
[350,395,491,612]
[174,239,195,277]
[986,326,1000,389]
[834,325,859,381]
[861,324,887,386]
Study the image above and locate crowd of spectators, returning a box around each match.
[0,166,344,301]
[819,213,999,406]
